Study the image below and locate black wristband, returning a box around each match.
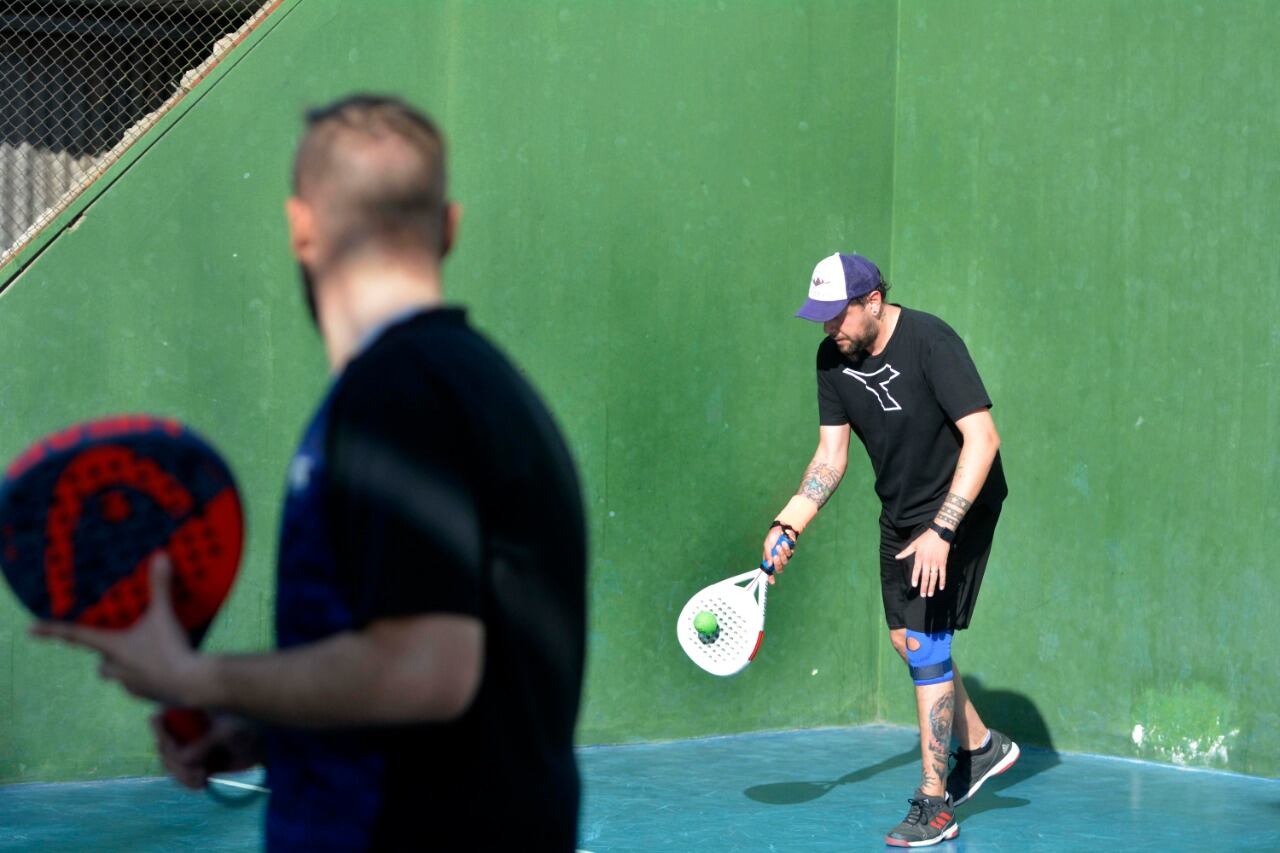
[928,521,955,543]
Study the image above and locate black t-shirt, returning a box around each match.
[268,307,586,851]
[817,306,1007,527]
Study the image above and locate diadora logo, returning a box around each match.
[842,364,903,412]
[812,276,828,288]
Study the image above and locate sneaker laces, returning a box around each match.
[903,797,929,826]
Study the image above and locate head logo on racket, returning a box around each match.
[0,415,245,745]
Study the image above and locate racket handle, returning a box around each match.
[162,707,211,743]
[161,707,232,773]
[759,534,795,575]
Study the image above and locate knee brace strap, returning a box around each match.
[905,629,954,686]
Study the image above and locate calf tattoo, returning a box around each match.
[797,461,842,508]
[923,691,955,790]
[934,492,971,531]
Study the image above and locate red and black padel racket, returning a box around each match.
[0,414,244,745]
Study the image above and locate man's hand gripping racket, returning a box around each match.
[676,533,795,676]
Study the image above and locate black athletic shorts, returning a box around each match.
[879,501,1001,633]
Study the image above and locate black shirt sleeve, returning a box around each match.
[816,339,850,426]
[921,322,993,423]
[325,350,483,626]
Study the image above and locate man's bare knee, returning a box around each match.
[889,628,908,662]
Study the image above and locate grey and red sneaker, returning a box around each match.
[884,789,958,847]
[946,728,1020,806]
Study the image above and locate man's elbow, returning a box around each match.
[426,641,483,722]
[960,413,1000,454]
[418,619,484,722]
[369,615,485,723]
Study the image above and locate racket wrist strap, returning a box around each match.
[770,520,799,541]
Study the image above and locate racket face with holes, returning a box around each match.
[0,415,243,642]
[677,571,766,676]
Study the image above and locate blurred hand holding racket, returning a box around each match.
[151,709,265,798]
[676,534,793,676]
[0,415,244,750]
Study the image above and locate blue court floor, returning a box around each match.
[0,725,1276,851]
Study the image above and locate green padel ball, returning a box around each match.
[693,610,718,635]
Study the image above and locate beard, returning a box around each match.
[833,315,878,356]
[298,263,320,331]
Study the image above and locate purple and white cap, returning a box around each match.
[795,253,882,322]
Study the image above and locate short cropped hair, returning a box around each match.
[293,94,448,258]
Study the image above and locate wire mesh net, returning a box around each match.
[0,0,278,268]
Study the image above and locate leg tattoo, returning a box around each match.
[922,690,954,791]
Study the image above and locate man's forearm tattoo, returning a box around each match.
[934,492,972,530]
[797,461,842,508]
[922,690,954,789]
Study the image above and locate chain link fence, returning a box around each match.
[0,0,280,269]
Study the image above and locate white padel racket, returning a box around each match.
[677,535,794,676]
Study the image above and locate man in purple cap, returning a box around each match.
[762,253,1018,848]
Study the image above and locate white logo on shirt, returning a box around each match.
[288,454,315,492]
[843,364,903,412]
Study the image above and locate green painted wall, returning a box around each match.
[0,0,897,781]
[879,0,1280,777]
[5,0,1274,786]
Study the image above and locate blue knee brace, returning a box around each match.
[905,629,954,686]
